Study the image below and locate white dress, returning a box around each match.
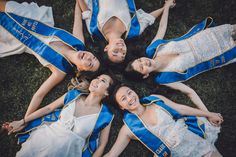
[0,1,59,67]
[82,0,155,36]
[155,24,236,72]
[148,106,220,157]
[16,100,98,157]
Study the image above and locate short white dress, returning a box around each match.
[82,0,156,36]
[148,106,220,157]
[155,24,236,72]
[0,1,58,66]
[16,100,98,157]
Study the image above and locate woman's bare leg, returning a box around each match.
[0,0,7,12]
[72,0,85,43]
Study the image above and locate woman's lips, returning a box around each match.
[129,97,136,106]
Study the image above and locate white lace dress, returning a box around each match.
[155,24,236,72]
[148,106,220,157]
[16,100,98,157]
[82,0,155,36]
[0,1,59,67]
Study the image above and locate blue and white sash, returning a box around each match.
[140,95,206,138]
[146,17,236,84]
[124,95,206,156]
[124,111,171,157]
[17,89,114,157]
[146,17,214,58]
[88,0,140,40]
[0,12,85,74]
[154,46,236,84]
[82,103,114,157]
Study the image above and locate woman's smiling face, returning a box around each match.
[115,86,140,111]
[131,57,156,75]
[76,51,100,72]
[89,74,113,96]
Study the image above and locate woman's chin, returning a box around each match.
[129,103,138,110]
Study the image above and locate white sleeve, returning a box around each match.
[5,1,54,26]
[136,9,156,34]
[82,10,92,34]
[81,0,93,34]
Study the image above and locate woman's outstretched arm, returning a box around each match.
[72,0,85,43]
[152,94,223,126]
[151,0,175,42]
[103,125,132,157]
[93,122,112,157]
[24,66,65,118]
[149,6,165,19]
[7,93,66,134]
[164,82,209,112]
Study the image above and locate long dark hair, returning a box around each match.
[111,83,136,109]
[125,61,145,81]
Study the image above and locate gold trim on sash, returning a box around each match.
[143,100,174,119]
[160,44,236,85]
[125,11,141,39]
[123,111,171,156]
[6,12,85,49]
[151,16,214,62]
[81,104,115,153]
[16,92,84,144]
[196,118,207,138]
[82,104,103,153]
[3,12,70,74]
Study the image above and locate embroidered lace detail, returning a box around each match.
[156,24,236,73]
[148,107,220,157]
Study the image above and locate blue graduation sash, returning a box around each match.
[146,17,236,84]
[124,111,172,157]
[140,95,206,138]
[124,95,207,156]
[82,103,114,157]
[17,89,114,157]
[0,12,85,74]
[16,89,83,144]
[17,109,61,144]
[89,0,140,40]
[146,17,214,58]
[154,46,236,84]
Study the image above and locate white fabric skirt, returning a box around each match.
[157,24,236,72]
[16,123,85,157]
[0,1,56,66]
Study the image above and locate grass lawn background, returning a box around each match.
[0,0,236,156]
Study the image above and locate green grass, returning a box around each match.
[0,0,236,156]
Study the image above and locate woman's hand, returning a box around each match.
[207,112,224,127]
[165,0,176,9]
[2,122,13,132]
[7,119,26,135]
